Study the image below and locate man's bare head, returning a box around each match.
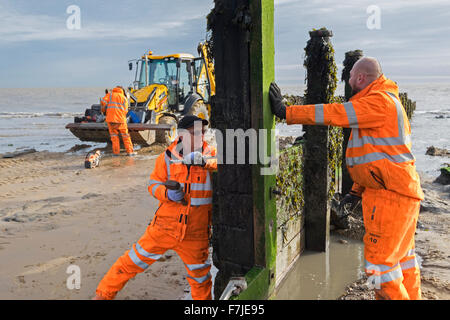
[349,57,382,94]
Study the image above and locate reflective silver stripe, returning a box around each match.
[365,260,399,273]
[366,263,403,284]
[110,134,118,137]
[315,104,324,124]
[151,184,159,195]
[400,258,418,271]
[147,179,164,187]
[343,102,359,128]
[350,130,412,148]
[164,153,171,177]
[106,106,125,111]
[347,151,415,166]
[108,102,126,108]
[128,247,149,269]
[185,262,211,271]
[348,92,412,149]
[379,267,403,284]
[406,248,415,256]
[109,101,125,107]
[386,91,407,139]
[191,172,212,191]
[187,272,211,284]
[135,243,162,260]
[190,197,212,206]
[106,92,125,110]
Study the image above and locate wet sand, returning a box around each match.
[0,146,191,299]
[1,147,448,300]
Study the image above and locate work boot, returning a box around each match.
[127,152,137,157]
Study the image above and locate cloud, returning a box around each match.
[0,2,208,43]
[1,0,449,87]
[275,0,450,10]
[273,0,450,83]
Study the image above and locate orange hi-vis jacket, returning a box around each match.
[287,74,424,201]
[100,87,128,123]
[147,139,217,241]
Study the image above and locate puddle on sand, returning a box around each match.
[275,235,365,300]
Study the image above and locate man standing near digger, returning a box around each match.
[93,115,217,300]
[269,57,423,300]
[100,86,136,156]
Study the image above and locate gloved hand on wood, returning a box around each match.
[269,82,287,119]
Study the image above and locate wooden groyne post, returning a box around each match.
[209,0,276,299]
[302,28,337,252]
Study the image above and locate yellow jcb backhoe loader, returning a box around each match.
[66,41,215,146]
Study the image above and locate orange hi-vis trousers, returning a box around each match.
[96,224,212,300]
[107,122,133,155]
[362,188,421,300]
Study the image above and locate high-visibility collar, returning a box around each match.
[350,74,399,102]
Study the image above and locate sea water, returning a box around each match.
[0,84,449,177]
[0,87,105,154]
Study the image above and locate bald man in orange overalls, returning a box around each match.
[269,57,423,300]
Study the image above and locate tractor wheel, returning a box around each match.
[155,115,178,145]
[187,100,210,122]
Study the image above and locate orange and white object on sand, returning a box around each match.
[84,150,101,169]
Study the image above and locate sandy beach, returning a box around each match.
[1,145,449,300]
[0,145,191,300]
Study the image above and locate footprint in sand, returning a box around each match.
[17,256,77,281]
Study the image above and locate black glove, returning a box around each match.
[269,82,286,119]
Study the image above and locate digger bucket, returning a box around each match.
[65,122,173,146]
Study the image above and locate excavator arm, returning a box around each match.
[197,41,215,98]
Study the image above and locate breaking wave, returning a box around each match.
[0,112,82,119]
[414,108,450,115]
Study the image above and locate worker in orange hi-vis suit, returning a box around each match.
[100,86,135,156]
[269,57,423,300]
[93,116,217,300]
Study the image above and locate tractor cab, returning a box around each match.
[128,51,212,113]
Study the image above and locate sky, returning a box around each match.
[0,0,449,88]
